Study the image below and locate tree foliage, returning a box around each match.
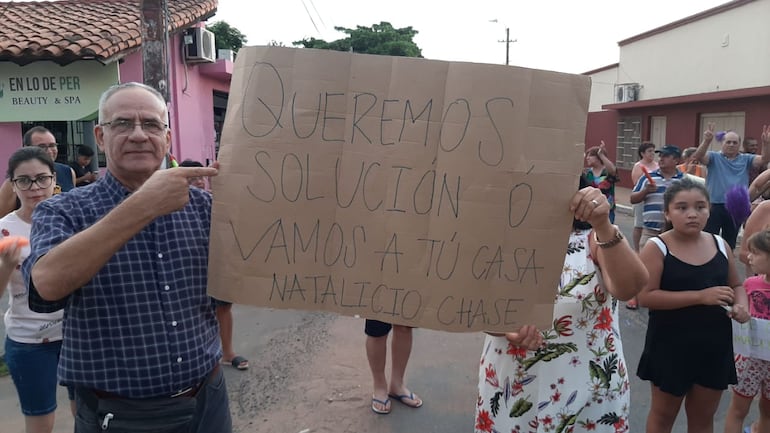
[293,22,422,57]
[206,21,248,52]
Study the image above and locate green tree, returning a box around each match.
[293,22,422,57]
[206,21,248,52]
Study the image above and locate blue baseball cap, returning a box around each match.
[655,145,682,158]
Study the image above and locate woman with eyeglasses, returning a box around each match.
[0,146,72,433]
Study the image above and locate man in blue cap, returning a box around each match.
[630,144,685,249]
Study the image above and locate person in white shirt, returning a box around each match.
[0,146,70,433]
[628,142,658,310]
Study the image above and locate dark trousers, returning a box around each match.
[705,203,739,249]
[74,366,231,433]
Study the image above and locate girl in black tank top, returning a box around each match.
[636,177,750,433]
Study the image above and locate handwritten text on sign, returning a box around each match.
[733,318,770,361]
[208,47,589,332]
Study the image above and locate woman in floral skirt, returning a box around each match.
[476,176,648,433]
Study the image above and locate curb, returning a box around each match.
[617,204,633,216]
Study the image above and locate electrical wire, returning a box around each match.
[299,0,320,35]
[307,0,326,30]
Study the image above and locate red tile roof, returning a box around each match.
[0,0,218,65]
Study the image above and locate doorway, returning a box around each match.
[650,116,666,148]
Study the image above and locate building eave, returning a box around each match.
[602,85,770,110]
[582,63,619,76]
[618,0,756,47]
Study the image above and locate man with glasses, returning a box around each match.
[693,123,770,249]
[22,126,77,193]
[0,126,77,216]
[23,82,230,432]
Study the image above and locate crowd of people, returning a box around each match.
[1,80,769,433]
[560,126,770,433]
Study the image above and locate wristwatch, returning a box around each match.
[594,228,624,249]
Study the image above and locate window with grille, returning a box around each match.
[616,116,642,169]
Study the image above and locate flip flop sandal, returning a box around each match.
[371,397,391,414]
[221,355,249,370]
[388,392,423,408]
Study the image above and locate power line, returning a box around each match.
[299,0,320,35]
[307,0,326,30]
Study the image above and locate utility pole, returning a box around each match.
[499,27,516,66]
[141,0,169,101]
[489,19,516,66]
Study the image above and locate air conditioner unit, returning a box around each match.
[614,83,640,103]
[184,27,216,63]
[218,49,234,62]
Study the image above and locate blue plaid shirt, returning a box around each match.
[23,171,221,398]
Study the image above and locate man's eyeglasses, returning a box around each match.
[100,119,168,136]
[35,143,58,149]
[12,175,55,191]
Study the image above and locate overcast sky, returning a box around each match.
[211,0,728,74]
[10,0,729,73]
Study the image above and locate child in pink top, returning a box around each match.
[725,229,770,433]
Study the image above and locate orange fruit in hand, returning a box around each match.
[0,236,29,252]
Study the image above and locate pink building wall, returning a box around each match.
[117,34,231,165]
[118,52,144,85]
[0,31,231,173]
[167,33,231,165]
[0,123,23,175]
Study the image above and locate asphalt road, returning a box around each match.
[0,211,759,432]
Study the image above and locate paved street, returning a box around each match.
[0,192,759,432]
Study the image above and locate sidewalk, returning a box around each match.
[616,186,633,216]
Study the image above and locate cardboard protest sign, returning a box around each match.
[733,318,770,361]
[208,46,589,332]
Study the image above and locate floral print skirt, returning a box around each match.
[475,230,630,433]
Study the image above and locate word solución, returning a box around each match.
[241,62,516,168]
[249,150,461,218]
[244,150,534,226]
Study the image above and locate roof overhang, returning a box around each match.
[618,0,756,47]
[602,85,770,110]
